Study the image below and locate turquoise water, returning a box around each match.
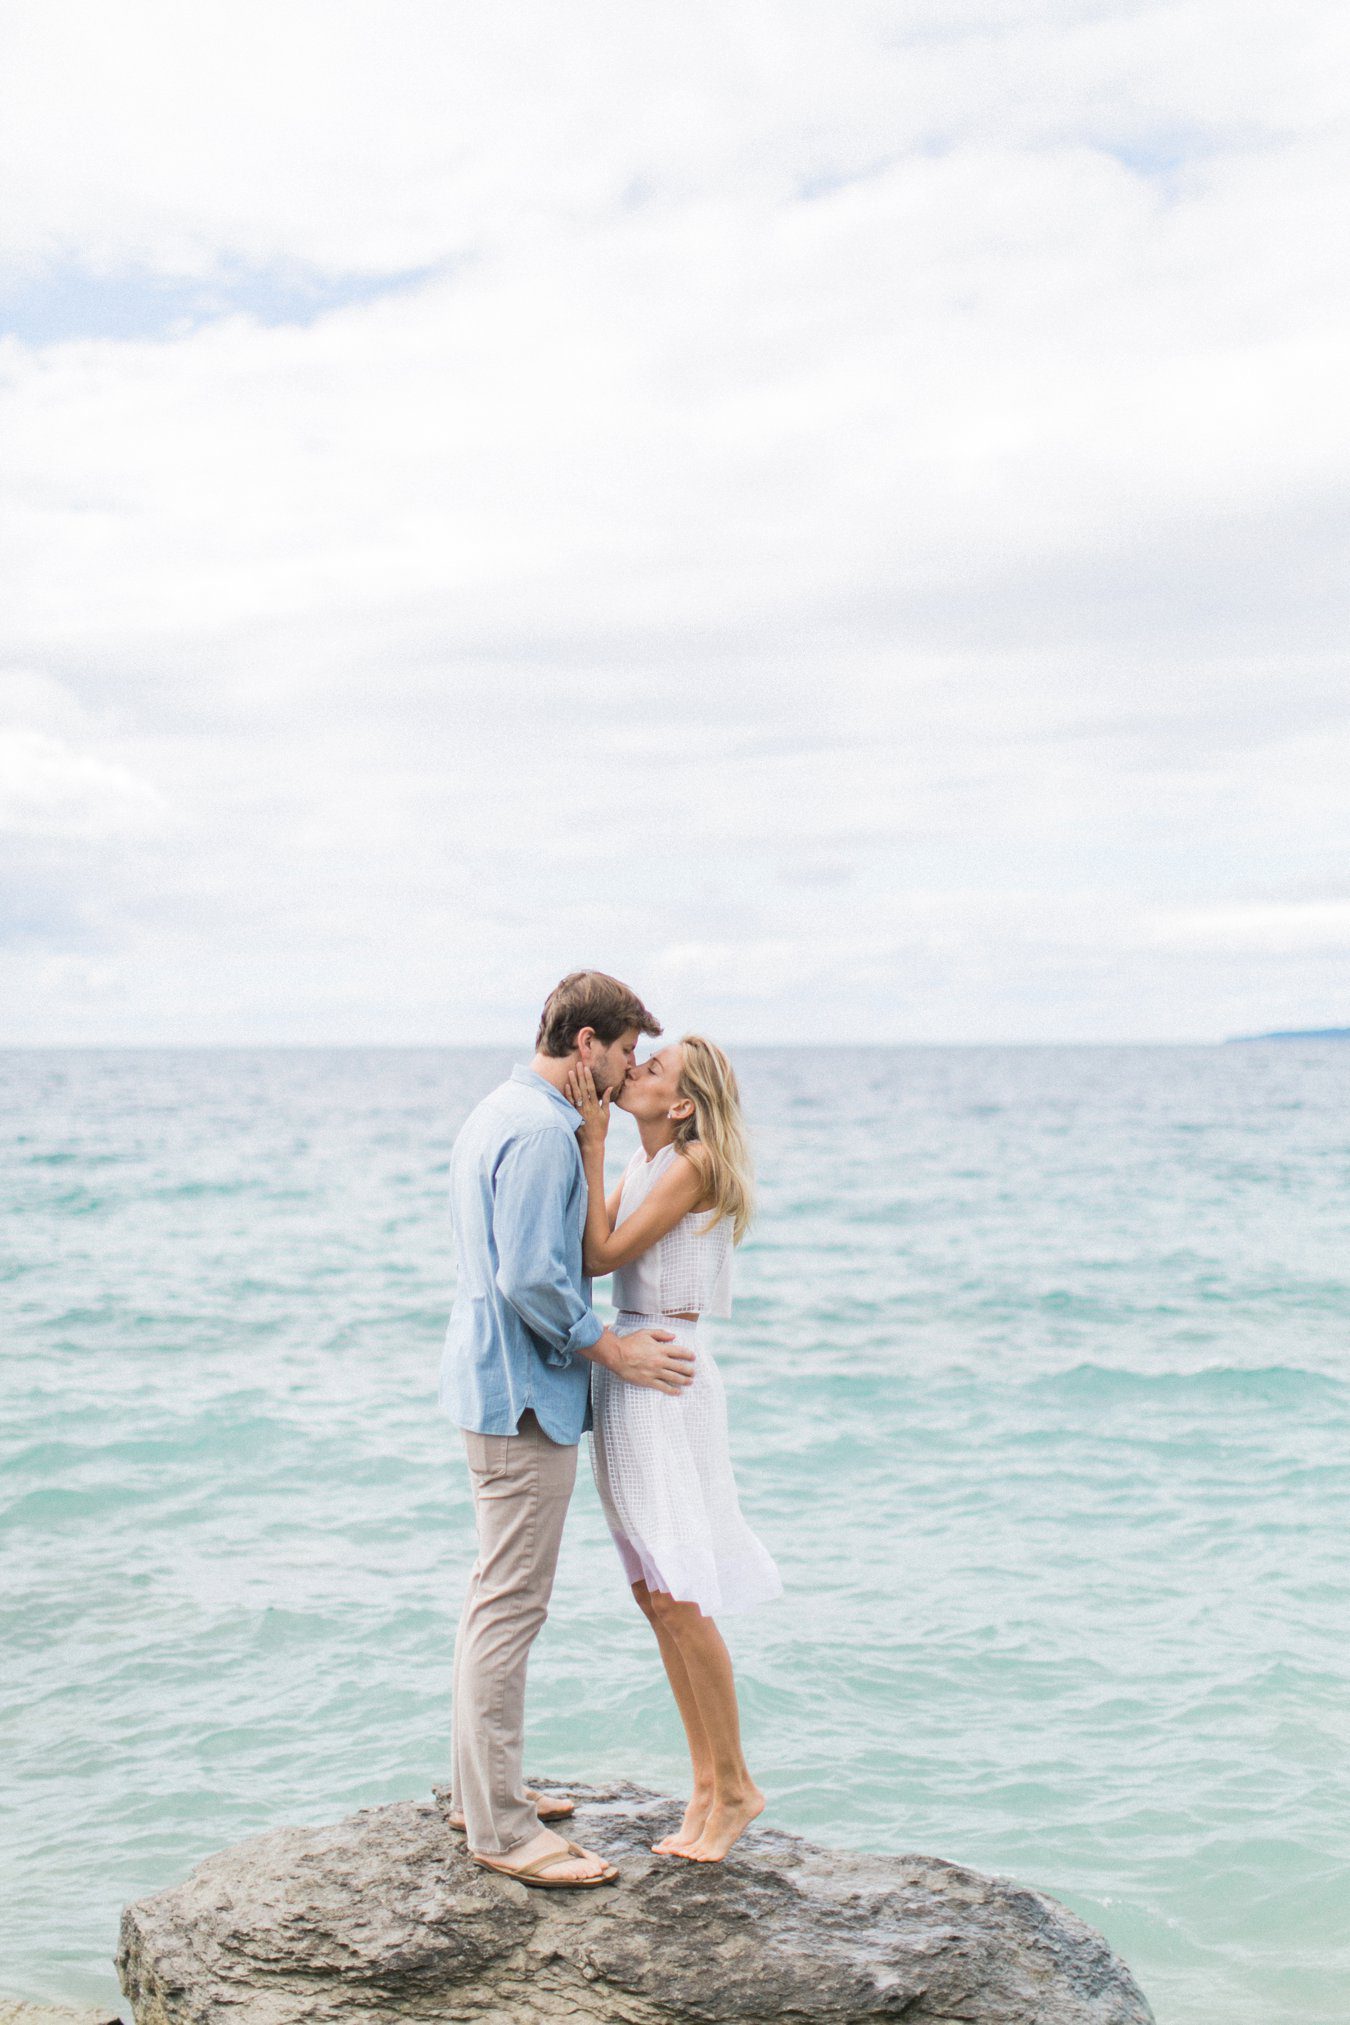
[3,1044,1347,2024]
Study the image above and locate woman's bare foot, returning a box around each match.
[674,1784,765,1862]
[651,1786,714,1854]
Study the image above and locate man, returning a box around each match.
[439,970,696,1887]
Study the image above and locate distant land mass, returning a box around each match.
[1226,1027,1350,1042]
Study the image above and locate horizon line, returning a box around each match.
[0,1035,1332,1052]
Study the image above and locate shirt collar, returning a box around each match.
[511,1063,581,1126]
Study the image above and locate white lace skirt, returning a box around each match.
[588,1309,784,1618]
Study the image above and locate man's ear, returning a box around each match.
[574,1026,597,1063]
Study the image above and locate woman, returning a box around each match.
[564,1036,782,1864]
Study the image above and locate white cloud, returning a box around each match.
[1146,901,1350,955]
[0,725,168,840]
[0,0,1347,1042]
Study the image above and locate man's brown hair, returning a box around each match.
[535,970,662,1057]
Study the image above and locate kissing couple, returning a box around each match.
[438,969,782,1888]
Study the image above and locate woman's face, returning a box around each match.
[615,1043,687,1121]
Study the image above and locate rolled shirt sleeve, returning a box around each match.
[491,1129,604,1366]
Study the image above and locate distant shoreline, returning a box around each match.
[1225,1027,1350,1042]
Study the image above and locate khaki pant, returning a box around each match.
[450,1408,579,1855]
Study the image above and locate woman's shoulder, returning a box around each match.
[642,1140,698,1178]
[638,1140,712,1202]
[672,1140,716,1210]
[633,1140,714,1209]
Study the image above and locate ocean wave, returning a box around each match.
[1025,1361,1348,1405]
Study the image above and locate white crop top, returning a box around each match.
[610,1142,733,1318]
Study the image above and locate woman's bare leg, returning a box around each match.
[631,1580,717,1850]
[645,1589,765,1861]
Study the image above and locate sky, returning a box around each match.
[1,0,1347,1046]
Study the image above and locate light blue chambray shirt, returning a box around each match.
[438,1065,604,1444]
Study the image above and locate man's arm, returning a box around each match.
[493,1130,604,1367]
[493,1132,695,1394]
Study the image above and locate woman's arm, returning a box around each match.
[566,1067,710,1277]
[565,1067,624,1276]
[584,1155,706,1275]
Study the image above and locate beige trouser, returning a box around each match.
[450,1408,579,1856]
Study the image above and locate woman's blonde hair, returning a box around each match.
[670,1034,755,1244]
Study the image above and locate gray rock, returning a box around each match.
[0,2001,122,2025]
[116,1779,1155,2024]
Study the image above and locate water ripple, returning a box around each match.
[1,1043,1348,2024]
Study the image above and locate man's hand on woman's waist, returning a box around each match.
[583,1327,695,1394]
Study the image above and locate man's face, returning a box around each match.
[579,1025,643,1098]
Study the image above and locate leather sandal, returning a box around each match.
[471,1838,619,1889]
[445,1787,575,1832]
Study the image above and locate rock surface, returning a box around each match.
[0,2002,121,2025]
[116,1779,1155,2024]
